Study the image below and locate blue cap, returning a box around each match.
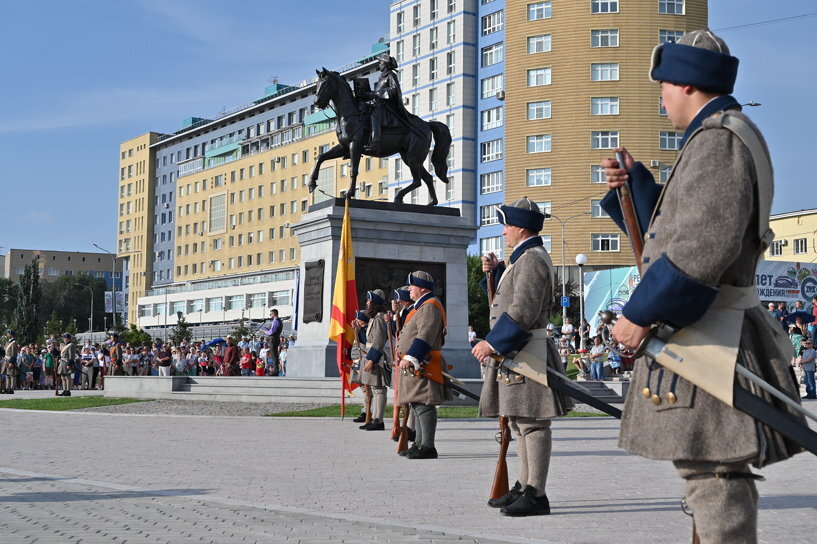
[407,271,434,291]
[355,310,370,323]
[498,197,544,232]
[366,289,385,305]
[650,30,738,94]
[393,286,412,302]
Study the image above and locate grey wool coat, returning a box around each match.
[359,312,391,387]
[479,243,573,419]
[617,109,805,467]
[396,296,451,406]
[2,339,18,375]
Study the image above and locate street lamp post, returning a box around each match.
[575,253,588,351]
[75,284,94,332]
[93,244,115,331]
[545,212,591,325]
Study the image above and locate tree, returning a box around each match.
[466,255,489,338]
[231,315,251,340]
[11,259,41,345]
[170,315,193,345]
[43,311,63,344]
[0,278,18,331]
[38,274,106,333]
[121,324,153,348]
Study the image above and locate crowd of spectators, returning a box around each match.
[0,331,296,393]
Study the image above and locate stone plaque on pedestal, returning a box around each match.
[287,199,478,378]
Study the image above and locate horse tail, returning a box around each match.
[429,121,452,183]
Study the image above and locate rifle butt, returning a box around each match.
[364,385,373,424]
[489,416,511,500]
[396,404,410,454]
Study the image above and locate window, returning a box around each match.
[445,82,456,105]
[430,0,439,19]
[659,131,683,150]
[412,34,421,57]
[271,289,291,306]
[591,63,619,81]
[429,57,438,80]
[429,88,438,110]
[207,297,223,312]
[659,165,672,183]
[396,11,404,34]
[527,34,551,54]
[482,43,503,67]
[527,68,551,87]
[540,235,552,253]
[591,131,619,149]
[591,165,607,184]
[480,236,503,260]
[482,11,503,35]
[480,204,500,226]
[591,0,618,13]
[659,29,684,43]
[209,194,226,231]
[769,240,783,257]
[446,51,455,74]
[411,93,420,115]
[536,201,552,216]
[591,199,610,218]
[592,233,620,252]
[528,2,551,20]
[481,106,503,130]
[592,97,619,115]
[429,26,438,50]
[794,238,808,255]
[446,20,456,44]
[527,134,551,153]
[249,293,266,308]
[527,168,551,186]
[480,171,503,194]
[659,0,684,15]
[412,4,421,26]
[412,63,419,86]
[447,0,455,13]
[481,74,504,99]
[527,101,552,120]
[227,295,245,310]
[481,139,503,162]
[591,29,619,47]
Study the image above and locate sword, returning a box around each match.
[492,354,622,419]
[635,323,817,456]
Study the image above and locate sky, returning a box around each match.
[0,0,815,253]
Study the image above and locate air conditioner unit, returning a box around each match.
[496,90,505,100]
[403,97,410,105]
[274,156,281,163]
[649,160,660,167]
[230,224,236,230]
[780,239,788,246]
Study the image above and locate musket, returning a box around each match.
[483,251,512,501]
[387,317,400,440]
[612,151,817,456]
[353,328,372,425]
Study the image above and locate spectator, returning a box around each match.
[467,326,477,346]
[561,317,574,348]
[557,337,576,375]
[80,346,95,389]
[224,336,239,376]
[589,336,606,381]
[155,342,172,376]
[239,347,254,376]
[42,348,55,388]
[279,344,288,376]
[800,338,816,399]
[255,351,266,376]
[789,325,804,366]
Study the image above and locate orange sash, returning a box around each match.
[402,297,447,384]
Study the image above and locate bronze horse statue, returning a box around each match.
[308,68,451,205]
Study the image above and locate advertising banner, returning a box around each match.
[583,260,817,331]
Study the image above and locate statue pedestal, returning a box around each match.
[287,199,479,378]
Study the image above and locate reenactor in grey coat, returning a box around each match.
[472,198,573,517]
[358,289,391,431]
[58,333,76,396]
[397,271,450,459]
[601,30,805,543]
[2,330,19,394]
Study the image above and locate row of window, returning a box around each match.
[395,0,457,35]
[139,289,292,317]
[174,248,299,279]
[769,238,811,256]
[480,199,609,227]
[478,164,673,195]
[480,232,621,258]
[591,0,685,15]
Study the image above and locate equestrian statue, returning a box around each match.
[308,53,452,205]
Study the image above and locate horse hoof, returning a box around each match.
[394,197,404,205]
[307,183,317,194]
[427,199,438,206]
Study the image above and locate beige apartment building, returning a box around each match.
[767,208,817,263]
[1,248,116,285]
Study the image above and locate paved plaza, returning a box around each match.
[1,396,815,543]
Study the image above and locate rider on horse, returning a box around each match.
[362,53,411,155]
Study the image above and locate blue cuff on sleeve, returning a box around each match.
[406,338,432,361]
[622,255,719,328]
[366,347,383,363]
[599,162,663,238]
[485,313,533,356]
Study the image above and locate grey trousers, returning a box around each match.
[81,365,94,389]
[371,385,387,420]
[510,417,552,497]
[674,460,758,544]
[411,403,437,448]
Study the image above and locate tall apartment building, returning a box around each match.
[391,0,705,272]
[117,50,389,328]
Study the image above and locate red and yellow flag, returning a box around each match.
[328,200,359,413]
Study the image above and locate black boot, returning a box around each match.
[399,443,419,457]
[406,445,438,459]
[407,428,416,442]
[500,485,550,517]
[352,412,367,423]
[488,481,523,508]
[364,418,385,431]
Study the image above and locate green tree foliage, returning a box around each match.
[38,274,106,333]
[466,255,489,339]
[121,324,153,348]
[170,315,193,345]
[0,278,18,331]
[11,260,41,345]
[231,316,251,340]
[43,311,63,344]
